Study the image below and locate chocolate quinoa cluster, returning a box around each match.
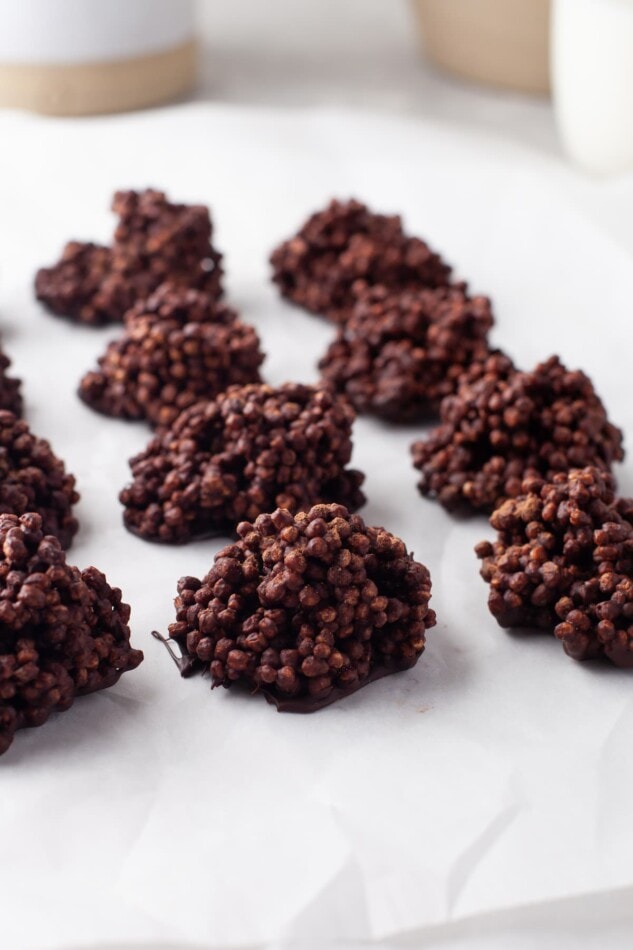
[165,503,436,710]
[78,285,264,430]
[270,198,452,324]
[319,284,494,421]
[120,383,366,543]
[0,512,143,755]
[0,349,23,417]
[476,467,633,667]
[34,242,113,328]
[412,355,624,513]
[35,189,223,326]
[0,411,78,549]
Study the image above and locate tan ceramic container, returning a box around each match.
[0,0,196,116]
[412,0,551,95]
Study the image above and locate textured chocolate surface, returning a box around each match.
[34,242,115,327]
[0,410,79,549]
[165,503,436,710]
[35,189,223,326]
[476,467,633,667]
[120,383,365,543]
[319,284,494,421]
[0,512,143,756]
[0,348,23,417]
[270,198,452,324]
[79,285,264,429]
[412,355,624,513]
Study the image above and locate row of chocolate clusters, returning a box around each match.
[16,192,435,732]
[5,187,624,756]
[0,350,144,756]
[271,198,630,669]
[29,191,444,723]
[0,199,151,752]
[0,188,236,753]
[37,191,369,536]
[39,192,625,537]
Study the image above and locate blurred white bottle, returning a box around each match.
[552,0,633,174]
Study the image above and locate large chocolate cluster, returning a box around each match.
[319,284,494,421]
[270,198,452,324]
[412,355,624,513]
[476,467,633,667]
[35,189,223,326]
[167,503,436,710]
[79,285,264,429]
[0,411,78,549]
[120,383,366,543]
[0,512,143,755]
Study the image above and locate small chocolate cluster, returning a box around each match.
[319,284,494,422]
[0,348,23,417]
[412,355,624,513]
[78,285,264,429]
[167,503,436,710]
[0,411,78,549]
[270,199,452,324]
[35,189,223,326]
[120,383,366,543]
[476,467,633,667]
[0,512,143,755]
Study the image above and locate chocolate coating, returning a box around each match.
[165,503,436,710]
[0,410,78,549]
[412,355,624,513]
[270,198,452,324]
[78,285,264,430]
[476,467,633,667]
[120,383,366,543]
[34,242,114,328]
[0,348,23,417]
[0,512,143,756]
[319,284,494,421]
[35,189,223,326]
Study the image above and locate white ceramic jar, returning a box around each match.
[552,0,633,174]
[0,0,196,115]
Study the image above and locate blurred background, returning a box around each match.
[1,0,632,178]
[195,0,555,156]
[2,0,630,254]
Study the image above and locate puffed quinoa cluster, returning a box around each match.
[168,503,436,710]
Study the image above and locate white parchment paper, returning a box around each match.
[0,105,631,950]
